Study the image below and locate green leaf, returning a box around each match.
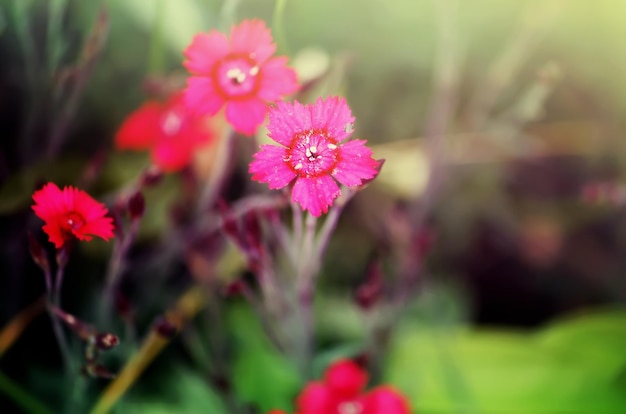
[229,306,301,413]
[386,308,626,414]
[115,367,227,414]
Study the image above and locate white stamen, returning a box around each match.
[163,112,182,135]
[249,66,259,76]
[227,68,247,84]
[328,143,337,150]
[339,402,362,414]
[309,146,317,153]
[294,163,303,170]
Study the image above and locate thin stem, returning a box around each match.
[291,201,303,249]
[102,218,140,323]
[313,188,356,262]
[196,128,237,216]
[293,212,317,376]
[49,257,72,373]
[272,0,289,54]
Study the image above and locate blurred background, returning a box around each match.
[1,0,626,412]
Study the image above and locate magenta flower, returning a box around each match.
[249,97,380,216]
[183,19,299,135]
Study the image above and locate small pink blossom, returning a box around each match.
[183,19,299,135]
[249,97,379,216]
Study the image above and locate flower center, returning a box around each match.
[61,212,86,235]
[338,401,362,414]
[214,54,261,99]
[285,129,340,178]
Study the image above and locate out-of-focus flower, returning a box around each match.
[249,97,379,216]
[32,183,114,249]
[183,19,299,135]
[115,92,214,172]
[269,359,411,414]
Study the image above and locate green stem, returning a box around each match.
[272,0,289,54]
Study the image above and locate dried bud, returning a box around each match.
[114,291,133,320]
[354,260,384,311]
[243,211,263,252]
[55,242,72,268]
[140,165,164,187]
[412,227,435,258]
[28,232,50,272]
[83,363,116,379]
[51,306,96,340]
[221,279,246,297]
[153,316,178,339]
[95,333,120,350]
[127,191,145,220]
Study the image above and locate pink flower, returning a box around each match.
[268,359,411,414]
[183,19,299,135]
[115,92,214,172]
[32,183,115,249]
[249,97,379,216]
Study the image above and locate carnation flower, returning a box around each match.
[269,359,411,414]
[32,183,115,249]
[183,19,299,135]
[115,92,214,172]
[249,97,379,216]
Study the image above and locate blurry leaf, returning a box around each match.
[229,306,301,413]
[116,0,209,53]
[386,308,626,413]
[0,371,53,414]
[116,367,227,414]
[0,157,86,214]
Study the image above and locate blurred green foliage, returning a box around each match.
[387,308,626,413]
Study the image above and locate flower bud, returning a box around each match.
[127,191,145,220]
[28,232,50,272]
[153,316,178,339]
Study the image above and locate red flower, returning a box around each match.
[183,19,299,135]
[32,183,115,249]
[269,359,411,414]
[115,92,214,172]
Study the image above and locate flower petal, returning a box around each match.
[151,139,194,172]
[184,77,225,116]
[333,140,379,187]
[249,144,297,189]
[225,98,267,135]
[78,217,115,241]
[312,96,355,141]
[292,175,340,217]
[258,57,299,101]
[362,386,411,414]
[267,100,312,146]
[230,19,276,63]
[324,360,368,397]
[296,382,335,414]
[183,31,230,75]
[114,102,162,150]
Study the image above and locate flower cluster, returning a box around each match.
[32,183,114,249]
[249,97,379,216]
[269,359,411,414]
[115,92,214,172]
[184,19,299,135]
